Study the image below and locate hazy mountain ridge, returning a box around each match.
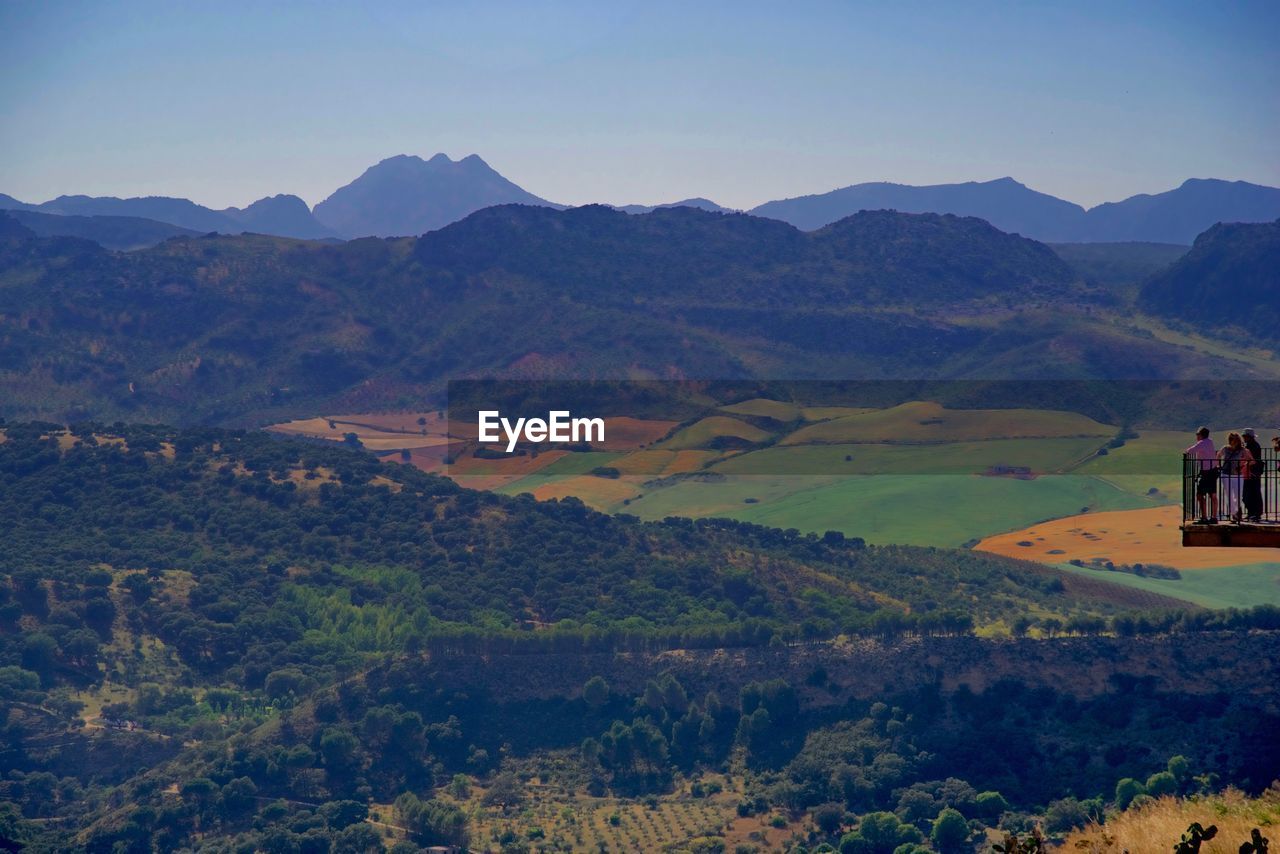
[0,191,337,242]
[751,177,1087,240]
[613,197,735,215]
[1085,178,1280,244]
[0,209,201,250]
[753,177,1280,244]
[6,157,1278,246]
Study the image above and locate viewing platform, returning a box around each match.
[1182,450,1280,548]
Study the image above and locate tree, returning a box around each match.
[394,792,469,849]
[20,633,58,685]
[1167,755,1190,787]
[839,812,922,854]
[931,808,969,853]
[481,774,525,810]
[1114,778,1144,810]
[332,821,383,854]
[220,777,257,815]
[1043,798,1088,833]
[974,791,1009,823]
[1145,770,1177,797]
[447,774,471,799]
[319,728,361,771]
[180,777,218,807]
[814,802,846,835]
[583,675,610,709]
[896,789,937,823]
[319,800,369,830]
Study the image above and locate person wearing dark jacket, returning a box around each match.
[1242,428,1263,522]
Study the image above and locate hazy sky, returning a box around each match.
[2,1,1277,210]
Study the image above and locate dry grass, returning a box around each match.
[977,505,1280,570]
[611,448,718,476]
[1064,790,1280,854]
[525,474,642,508]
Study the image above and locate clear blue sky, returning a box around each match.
[1,0,1276,210]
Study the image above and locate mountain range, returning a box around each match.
[5,157,1279,247]
[1,202,1271,426]
[0,190,338,240]
[613,197,735,215]
[751,177,1280,243]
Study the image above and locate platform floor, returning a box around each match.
[1182,520,1280,548]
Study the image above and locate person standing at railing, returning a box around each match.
[1186,426,1218,524]
[1242,428,1263,523]
[1218,432,1254,524]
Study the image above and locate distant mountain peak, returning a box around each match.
[312,152,559,238]
[613,197,734,215]
[223,194,337,240]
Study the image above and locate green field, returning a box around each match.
[492,402,1183,549]
[1071,429,1195,498]
[615,474,1159,547]
[711,437,1106,475]
[1058,561,1280,609]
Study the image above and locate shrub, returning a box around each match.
[1146,771,1178,798]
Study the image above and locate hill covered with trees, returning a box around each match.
[1140,218,1280,341]
[2,423,1278,851]
[0,206,1261,426]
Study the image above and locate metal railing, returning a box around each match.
[1183,449,1280,525]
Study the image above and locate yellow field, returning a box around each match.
[266,414,454,448]
[589,416,681,450]
[976,505,1280,570]
[610,449,719,476]
[658,416,772,450]
[524,475,642,507]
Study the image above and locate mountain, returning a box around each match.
[1082,179,1280,244]
[750,176,1280,244]
[31,193,243,232]
[1,191,337,241]
[0,209,200,250]
[2,204,1264,425]
[220,193,339,239]
[1139,218,1280,340]
[312,153,559,238]
[751,177,1088,240]
[614,197,734,214]
[0,192,36,211]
